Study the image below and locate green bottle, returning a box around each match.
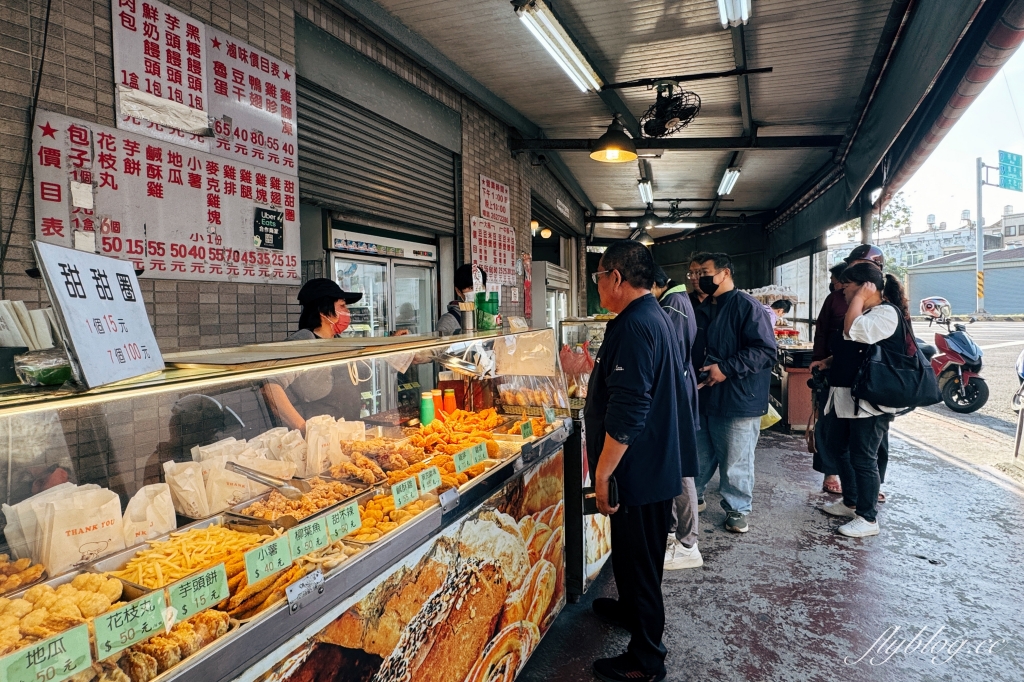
[420,391,435,425]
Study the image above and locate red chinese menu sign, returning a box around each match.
[470,216,516,286]
[33,111,300,284]
[479,174,510,224]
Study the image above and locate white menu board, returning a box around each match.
[479,174,510,224]
[32,110,300,283]
[34,241,164,388]
[470,216,516,286]
[206,27,298,173]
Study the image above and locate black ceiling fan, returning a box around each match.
[639,82,700,138]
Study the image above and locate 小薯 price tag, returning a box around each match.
[0,623,92,682]
[94,591,167,658]
[168,563,229,624]
[417,466,442,493]
[245,535,293,585]
[327,501,361,539]
[289,518,330,559]
[392,477,419,509]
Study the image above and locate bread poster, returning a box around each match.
[255,451,565,682]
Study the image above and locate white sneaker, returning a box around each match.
[664,539,703,570]
[838,515,879,537]
[822,501,857,518]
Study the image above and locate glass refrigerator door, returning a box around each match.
[392,263,436,335]
[332,255,389,336]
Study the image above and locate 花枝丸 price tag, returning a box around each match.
[391,477,419,509]
[289,518,330,559]
[326,501,361,539]
[168,563,229,624]
[417,466,442,493]
[245,535,293,584]
[544,406,556,424]
[94,591,167,658]
[0,623,92,682]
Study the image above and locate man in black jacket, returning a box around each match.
[584,241,698,682]
[693,253,777,533]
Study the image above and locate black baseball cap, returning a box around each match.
[297,278,362,305]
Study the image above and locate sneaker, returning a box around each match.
[838,515,879,537]
[592,597,632,631]
[822,501,857,518]
[593,653,667,682]
[665,540,703,570]
[697,497,706,512]
[725,511,748,533]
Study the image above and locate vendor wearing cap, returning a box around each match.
[261,278,369,431]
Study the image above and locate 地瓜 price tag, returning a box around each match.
[94,591,167,658]
[544,406,556,423]
[289,518,330,559]
[521,420,534,438]
[392,477,419,509]
[326,501,361,540]
[0,623,92,682]
[417,466,442,493]
[167,563,229,624]
[245,535,293,585]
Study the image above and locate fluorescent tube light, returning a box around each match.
[717,0,751,28]
[516,0,603,92]
[660,222,698,229]
[638,179,653,204]
[717,167,741,195]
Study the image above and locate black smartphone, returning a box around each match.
[582,476,618,515]
[698,354,721,384]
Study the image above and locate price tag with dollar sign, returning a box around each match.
[521,420,534,438]
[94,591,167,658]
[417,466,442,493]
[392,477,419,509]
[168,563,229,624]
[245,535,293,585]
[544,406,557,423]
[0,623,92,682]
[327,501,361,539]
[289,518,330,559]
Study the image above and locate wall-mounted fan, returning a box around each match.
[639,82,700,138]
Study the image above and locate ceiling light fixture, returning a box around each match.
[590,115,638,163]
[660,222,698,229]
[540,227,553,239]
[514,0,603,93]
[717,0,751,28]
[530,219,539,236]
[638,232,655,247]
[638,179,653,204]
[717,167,741,195]
[638,204,662,231]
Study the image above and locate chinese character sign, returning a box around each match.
[470,216,516,286]
[33,111,300,284]
[34,241,164,388]
[112,0,209,134]
[479,174,510,224]
[207,27,298,173]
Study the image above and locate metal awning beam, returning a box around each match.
[511,136,842,152]
[591,215,762,224]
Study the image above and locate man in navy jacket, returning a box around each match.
[584,241,698,682]
[693,253,777,533]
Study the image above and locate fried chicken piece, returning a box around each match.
[330,461,376,485]
[119,650,158,682]
[165,621,203,658]
[375,451,409,471]
[190,609,229,643]
[133,637,181,673]
[352,453,384,480]
[0,575,23,594]
[15,564,44,585]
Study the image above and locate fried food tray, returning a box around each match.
[223,477,371,529]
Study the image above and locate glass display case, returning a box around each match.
[0,329,572,682]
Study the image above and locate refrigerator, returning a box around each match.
[531,261,571,330]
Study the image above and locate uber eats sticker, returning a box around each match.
[253,208,284,250]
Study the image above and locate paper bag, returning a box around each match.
[123,484,176,546]
[163,460,211,519]
[269,429,308,476]
[206,466,254,513]
[234,457,298,494]
[305,416,335,477]
[2,482,81,561]
[191,437,238,462]
[43,488,125,574]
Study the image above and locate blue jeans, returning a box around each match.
[694,414,761,515]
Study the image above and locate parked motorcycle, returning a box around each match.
[918,297,988,413]
[1012,347,1023,413]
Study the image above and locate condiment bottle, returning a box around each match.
[432,389,443,413]
[443,389,457,413]
[420,392,435,425]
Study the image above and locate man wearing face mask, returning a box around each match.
[693,253,777,533]
[436,264,486,335]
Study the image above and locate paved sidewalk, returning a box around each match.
[520,429,1024,682]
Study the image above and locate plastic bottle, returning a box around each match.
[420,392,435,425]
[432,389,443,414]
[443,389,457,414]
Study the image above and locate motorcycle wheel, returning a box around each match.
[942,377,989,413]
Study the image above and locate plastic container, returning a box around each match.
[420,391,435,425]
[443,389,456,414]
[431,389,443,414]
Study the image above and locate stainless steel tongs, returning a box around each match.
[226,461,312,500]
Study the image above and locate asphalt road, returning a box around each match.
[911,320,1024,437]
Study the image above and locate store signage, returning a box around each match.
[34,241,164,387]
[391,477,419,509]
[167,563,228,623]
[557,198,573,220]
[94,591,168,658]
[206,27,298,173]
[479,175,510,224]
[999,150,1023,192]
[32,111,300,284]
[253,207,284,249]
[326,501,362,539]
[470,216,516,286]
[417,466,442,493]
[0,623,92,682]
[288,518,330,558]
[245,535,293,584]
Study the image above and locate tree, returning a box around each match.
[875,191,912,236]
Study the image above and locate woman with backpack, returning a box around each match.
[813,263,913,538]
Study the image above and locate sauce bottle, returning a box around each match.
[443,388,457,414]
[432,389,443,414]
[420,392,435,425]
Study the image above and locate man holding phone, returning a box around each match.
[583,241,698,682]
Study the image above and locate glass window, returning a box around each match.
[1006,225,1017,236]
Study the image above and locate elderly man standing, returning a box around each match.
[585,241,698,682]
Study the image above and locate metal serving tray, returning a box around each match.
[223,477,370,528]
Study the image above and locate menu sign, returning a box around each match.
[0,624,92,682]
[32,111,300,283]
[470,216,517,286]
[94,592,168,658]
[479,174,510,224]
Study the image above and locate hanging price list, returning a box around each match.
[289,518,330,558]
[245,535,293,584]
[168,563,228,623]
[417,466,442,493]
[0,623,92,682]
[326,501,361,539]
[95,591,167,658]
[392,477,419,509]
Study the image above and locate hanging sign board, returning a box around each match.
[999,150,1023,192]
[479,175,510,224]
[32,110,300,283]
[34,241,165,387]
[470,216,516,286]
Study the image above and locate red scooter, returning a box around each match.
[919,297,988,413]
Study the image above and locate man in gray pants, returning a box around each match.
[653,267,703,569]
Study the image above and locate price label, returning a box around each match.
[0,623,92,682]
[168,563,229,624]
[326,501,361,539]
[417,466,442,492]
[392,477,419,509]
[471,441,489,464]
[245,535,293,585]
[289,518,330,559]
[544,406,557,423]
[455,442,487,473]
[94,591,167,658]
[521,420,534,438]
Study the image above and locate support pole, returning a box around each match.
[977,157,986,313]
[860,193,873,244]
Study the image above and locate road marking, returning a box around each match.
[978,340,1024,350]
